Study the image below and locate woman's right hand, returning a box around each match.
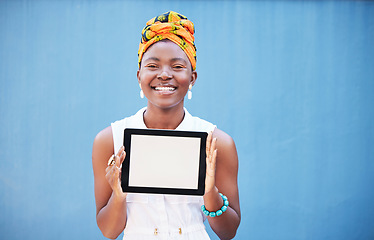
[105,146,127,199]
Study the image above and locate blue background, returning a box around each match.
[1,0,374,239]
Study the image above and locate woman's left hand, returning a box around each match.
[205,131,217,194]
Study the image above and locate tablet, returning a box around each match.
[121,128,207,195]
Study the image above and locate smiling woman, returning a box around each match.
[92,11,241,240]
[138,40,196,115]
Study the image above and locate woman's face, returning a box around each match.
[137,40,197,110]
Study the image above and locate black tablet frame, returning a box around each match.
[121,128,207,196]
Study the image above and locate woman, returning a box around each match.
[92,11,240,240]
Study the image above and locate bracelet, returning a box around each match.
[201,193,229,217]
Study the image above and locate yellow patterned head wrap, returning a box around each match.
[138,11,197,70]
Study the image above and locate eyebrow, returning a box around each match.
[170,58,188,64]
[143,57,160,62]
[143,57,188,64]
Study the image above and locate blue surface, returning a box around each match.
[1,1,374,239]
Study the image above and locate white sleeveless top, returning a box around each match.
[111,107,216,240]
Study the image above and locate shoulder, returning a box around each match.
[213,128,238,172]
[94,126,113,145]
[92,126,114,159]
[213,128,236,150]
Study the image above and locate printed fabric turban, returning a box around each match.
[138,11,197,70]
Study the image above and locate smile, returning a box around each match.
[153,86,176,91]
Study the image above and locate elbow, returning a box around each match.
[217,218,240,240]
[214,225,239,240]
[222,229,238,240]
[97,219,123,240]
[96,206,127,239]
[100,227,121,240]
[229,229,238,240]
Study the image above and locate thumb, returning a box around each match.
[119,148,126,168]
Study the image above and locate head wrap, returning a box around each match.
[138,11,197,70]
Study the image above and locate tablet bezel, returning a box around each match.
[121,128,207,196]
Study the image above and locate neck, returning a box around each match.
[143,103,185,130]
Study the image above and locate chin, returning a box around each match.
[149,98,185,110]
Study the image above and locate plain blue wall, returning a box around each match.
[1,1,373,239]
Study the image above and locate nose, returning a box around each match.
[157,67,172,80]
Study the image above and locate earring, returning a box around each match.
[188,84,192,100]
[139,84,144,99]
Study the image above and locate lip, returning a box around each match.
[151,85,177,95]
[154,86,176,91]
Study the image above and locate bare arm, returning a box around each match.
[92,126,127,239]
[204,129,241,240]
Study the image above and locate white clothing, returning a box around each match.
[111,107,216,240]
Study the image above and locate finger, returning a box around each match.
[206,149,217,178]
[115,146,126,168]
[206,132,212,155]
[212,149,218,168]
[119,148,126,166]
[116,146,124,157]
[114,170,124,194]
[209,137,217,159]
[106,162,117,177]
[109,146,122,168]
[115,154,121,168]
[113,166,124,191]
[114,166,120,180]
[105,167,115,185]
[114,152,124,182]
[106,154,116,167]
[206,150,210,166]
[106,164,121,187]
[105,159,116,173]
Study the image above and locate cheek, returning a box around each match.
[139,71,155,84]
[176,72,192,83]
[182,77,192,87]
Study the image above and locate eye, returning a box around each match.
[173,64,186,70]
[146,64,158,69]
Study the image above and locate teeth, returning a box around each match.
[155,87,175,91]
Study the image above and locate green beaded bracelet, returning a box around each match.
[201,193,229,217]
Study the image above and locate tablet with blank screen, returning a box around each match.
[121,128,207,195]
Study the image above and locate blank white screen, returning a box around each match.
[129,135,201,189]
